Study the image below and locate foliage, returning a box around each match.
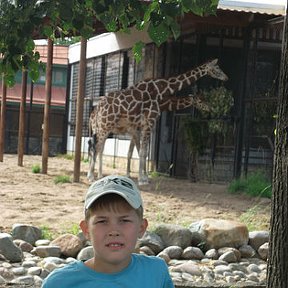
[54,174,71,184]
[228,171,272,198]
[0,0,219,86]
[31,163,41,173]
[201,85,234,134]
[56,153,74,160]
[253,101,277,136]
[181,119,205,155]
[40,225,54,240]
[181,86,233,155]
[62,223,81,235]
[54,36,81,46]
[240,205,270,231]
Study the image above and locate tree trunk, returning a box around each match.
[41,38,53,174]
[266,4,288,287]
[17,69,28,166]
[73,37,87,182]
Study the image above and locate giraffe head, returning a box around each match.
[206,59,228,81]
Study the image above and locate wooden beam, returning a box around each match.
[41,38,53,174]
[0,79,7,162]
[17,69,28,166]
[73,37,87,182]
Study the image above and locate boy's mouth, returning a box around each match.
[106,242,124,248]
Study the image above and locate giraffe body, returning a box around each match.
[125,93,210,176]
[87,59,228,185]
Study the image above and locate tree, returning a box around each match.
[266,3,288,287]
[0,0,219,86]
[0,0,219,178]
[1,1,288,285]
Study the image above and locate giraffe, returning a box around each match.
[126,93,210,176]
[87,58,228,185]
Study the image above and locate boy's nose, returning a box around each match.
[108,230,120,236]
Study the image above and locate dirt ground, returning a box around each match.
[0,154,271,236]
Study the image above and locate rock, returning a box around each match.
[35,239,50,247]
[11,275,34,285]
[77,246,94,261]
[219,251,238,263]
[189,219,248,250]
[11,267,26,276]
[171,261,202,276]
[249,231,269,251]
[205,248,218,259]
[214,264,232,275]
[50,233,83,258]
[27,267,42,276]
[11,224,42,245]
[138,231,165,254]
[258,242,269,260]
[41,256,65,266]
[0,233,23,263]
[14,239,34,253]
[31,246,61,258]
[153,224,192,248]
[0,275,6,284]
[239,244,256,258]
[22,260,37,268]
[161,246,183,259]
[218,247,241,261]
[182,246,204,260]
[139,245,155,256]
[0,253,8,261]
[157,252,170,263]
[0,222,271,287]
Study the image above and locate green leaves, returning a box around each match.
[132,41,145,63]
[201,86,234,134]
[182,0,218,16]
[0,0,219,85]
[148,22,170,47]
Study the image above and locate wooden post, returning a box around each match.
[73,37,87,182]
[0,79,7,162]
[42,38,53,174]
[17,69,28,166]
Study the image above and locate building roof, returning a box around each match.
[218,0,286,15]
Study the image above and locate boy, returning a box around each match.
[42,175,174,287]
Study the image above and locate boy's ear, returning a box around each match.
[138,218,148,238]
[80,220,90,239]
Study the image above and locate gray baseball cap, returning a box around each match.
[85,175,143,210]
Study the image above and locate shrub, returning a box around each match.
[56,153,74,160]
[40,225,54,240]
[63,223,81,235]
[228,171,272,198]
[31,164,41,174]
[54,175,71,184]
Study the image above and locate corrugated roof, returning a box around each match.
[218,0,286,15]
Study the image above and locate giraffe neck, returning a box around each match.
[153,62,210,98]
[159,94,210,112]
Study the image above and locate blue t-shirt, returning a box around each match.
[42,254,174,287]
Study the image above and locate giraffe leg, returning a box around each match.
[138,132,150,186]
[97,135,108,179]
[87,135,97,182]
[127,133,140,177]
[127,140,135,177]
[98,146,104,179]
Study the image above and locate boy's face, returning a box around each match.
[80,199,148,273]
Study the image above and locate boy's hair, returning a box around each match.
[85,193,144,220]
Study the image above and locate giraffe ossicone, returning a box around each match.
[87,58,228,186]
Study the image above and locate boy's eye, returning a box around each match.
[121,218,132,223]
[95,220,107,224]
